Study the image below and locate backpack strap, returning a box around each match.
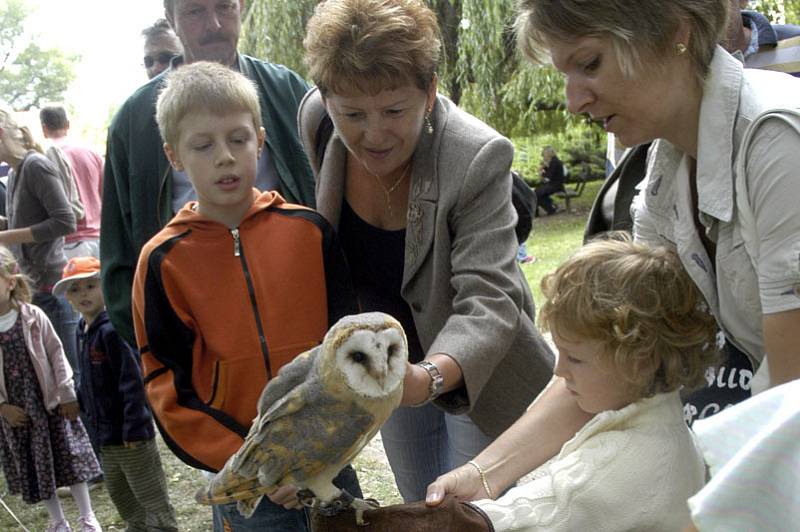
[735,108,800,264]
[314,113,334,169]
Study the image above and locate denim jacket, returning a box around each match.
[633,47,800,377]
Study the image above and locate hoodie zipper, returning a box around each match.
[231,228,241,257]
[229,227,272,379]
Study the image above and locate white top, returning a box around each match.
[476,392,704,531]
[688,379,800,530]
[0,309,19,332]
[632,47,800,377]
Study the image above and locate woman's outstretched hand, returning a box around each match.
[425,462,487,506]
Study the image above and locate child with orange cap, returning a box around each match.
[55,257,177,531]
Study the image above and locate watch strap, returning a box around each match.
[413,360,444,406]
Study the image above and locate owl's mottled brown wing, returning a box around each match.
[198,345,377,507]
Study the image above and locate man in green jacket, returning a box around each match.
[101,0,316,347]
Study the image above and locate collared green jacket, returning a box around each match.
[101,55,314,345]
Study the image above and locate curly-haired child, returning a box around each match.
[0,246,102,531]
[431,234,720,531]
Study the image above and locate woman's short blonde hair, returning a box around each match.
[515,0,729,80]
[0,246,32,308]
[304,0,441,95]
[539,233,718,399]
[155,61,262,148]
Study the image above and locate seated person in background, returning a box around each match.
[512,170,537,264]
[429,235,719,531]
[131,61,360,531]
[535,146,564,215]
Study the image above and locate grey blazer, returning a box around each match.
[298,89,554,437]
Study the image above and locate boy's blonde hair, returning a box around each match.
[539,233,718,399]
[0,246,32,308]
[155,61,262,148]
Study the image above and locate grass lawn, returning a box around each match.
[0,179,601,531]
[520,179,602,307]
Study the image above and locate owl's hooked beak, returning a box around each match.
[373,365,388,390]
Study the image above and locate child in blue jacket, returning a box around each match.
[55,257,177,531]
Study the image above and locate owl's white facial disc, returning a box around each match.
[335,328,408,398]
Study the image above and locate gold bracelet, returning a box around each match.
[467,460,495,499]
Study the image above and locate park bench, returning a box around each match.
[554,174,586,213]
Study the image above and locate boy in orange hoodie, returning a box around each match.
[131,61,360,532]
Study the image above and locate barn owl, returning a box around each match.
[196,312,408,523]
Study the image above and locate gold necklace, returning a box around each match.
[371,164,411,217]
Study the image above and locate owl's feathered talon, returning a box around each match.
[297,488,317,508]
[304,489,379,526]
[351,496,380,526]
[315,488,355,516]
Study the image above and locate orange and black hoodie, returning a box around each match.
[132,190,356,472]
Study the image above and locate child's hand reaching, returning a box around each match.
[59,401,80,420]
[0,403,28,427]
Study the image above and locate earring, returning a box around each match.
[424,110,433,134]
[676,43,687,55]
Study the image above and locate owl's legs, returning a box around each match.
[349,496,380,526]
[296,488,318,508]
[297,486,379,526]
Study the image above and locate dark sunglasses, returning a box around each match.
[144,52,178,68]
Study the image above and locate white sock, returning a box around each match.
[69,482,94,516]
[42,494,65,522]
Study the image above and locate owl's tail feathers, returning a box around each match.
[194,468,275,518]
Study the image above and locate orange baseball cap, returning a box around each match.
[53,256,101,296]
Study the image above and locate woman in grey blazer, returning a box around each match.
[300,0,557,503]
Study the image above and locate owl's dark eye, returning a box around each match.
[387,344,398,358]
[350,351,368,364]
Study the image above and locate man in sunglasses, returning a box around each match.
[101,0,316,349]
[141,19,182,79]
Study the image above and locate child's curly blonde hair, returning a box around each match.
[0,246,32,308]
[539,233,718,399]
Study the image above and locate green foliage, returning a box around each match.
[240,0,800,140]
[787,0,800,24]
[240,0,577,138]
[750,0,785,21]
[749,0,800,23]
[453,0,582,138]
[520,178,602,306]
[0,0,78,110]
[240,0,317,76]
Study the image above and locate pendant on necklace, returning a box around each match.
[372,165,411,217]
